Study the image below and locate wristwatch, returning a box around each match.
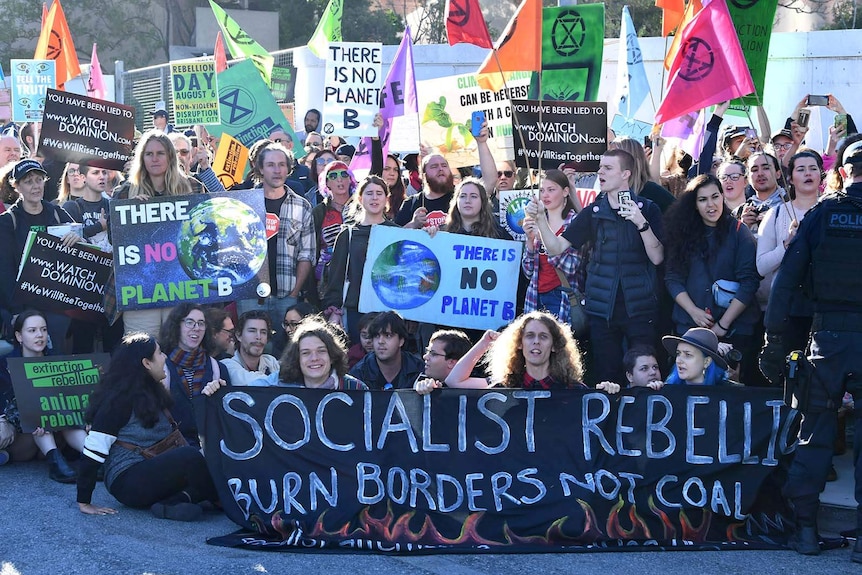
[637,221,650,233]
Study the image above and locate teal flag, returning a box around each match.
[727,0,777,106]
[531,4,604,101]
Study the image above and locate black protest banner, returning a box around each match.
[8,354,109,433]
[512,100,607,171]
[38,89,135,171]
[203,386,797,553]
[16,232,112,316]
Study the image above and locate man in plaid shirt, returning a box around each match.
[236,143,316,331]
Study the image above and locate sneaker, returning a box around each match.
[0,449,9,465]
[150,501,203,522]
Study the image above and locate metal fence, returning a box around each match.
[117,47,298,132]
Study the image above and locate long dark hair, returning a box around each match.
[385,154,406,218]
[279,317,349,383]
[444,177,499,238]
[86,333,172,428]
[663,174,733,269]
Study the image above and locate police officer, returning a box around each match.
[765,139,862,562]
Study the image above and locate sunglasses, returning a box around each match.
[498,170,514,178]
[327,170,349,181]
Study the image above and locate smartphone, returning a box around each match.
[744,128,757,139]
[618,191,632,206]
[797,109,810,128]
[471,111,486,138]
[834,113,848,132]
[190,136,199,148]
[643,136,652,149]
[806,95,829,107]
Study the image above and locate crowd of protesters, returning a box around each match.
[0,92,858,564]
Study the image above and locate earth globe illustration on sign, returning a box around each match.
[506,196,530,235]
[176,197,267,285]
[371,240,441,309]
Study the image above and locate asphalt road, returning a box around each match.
[1,460,856,575]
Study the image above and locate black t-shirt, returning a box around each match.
[265,194,287,293]
[394,192,453,227]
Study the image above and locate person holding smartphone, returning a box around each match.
[524,149,664,385]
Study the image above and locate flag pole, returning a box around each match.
[490,49,536,189]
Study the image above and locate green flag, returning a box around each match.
[208,0,274,86]
[307,0,344,58]
[532,4,605,102]
[727,0,777,106]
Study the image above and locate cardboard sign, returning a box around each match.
[38,88,135,171]
[212,133,249,189]
[110,191,269,311]
[170,59,221,126]
[359,226,522,331]
[499,189,534,241]
[417,72,531,169]
[322,42,383,137]
[270,66,296,102]
[10,59,55,122]
[8,354,110,433]
[511,100,607,171]
[16,232,112,316]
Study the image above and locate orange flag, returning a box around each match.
[214,31,227,74]
[656,0,685,37]
[663,0,702,71]
[34,0,81,89]
[476,0,541,92]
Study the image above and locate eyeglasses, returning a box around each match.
[219,328,235,338]
[283,321,302,330]
[182,318,206,330]
[327,170,349,181]
[425,349,446,358]
[67,168,81,176]
[718,173,744,182]
[498,170,514,178]
[773,143,793,151]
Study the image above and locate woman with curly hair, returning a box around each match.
[76,332,219,521]
[113,130,194,337]
[159,303,228,447]
[663,174,761,384]
[279,317,367,389]
[438,311,618,393]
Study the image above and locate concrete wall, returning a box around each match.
[294,29,862,147]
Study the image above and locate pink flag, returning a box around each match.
[654,0,754,125]
[214,31,227,74]
[350,27,417,173]
[87,43,107,100]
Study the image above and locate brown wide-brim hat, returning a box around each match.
[662,327,728,371]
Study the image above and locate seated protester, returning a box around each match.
[205,316,366,391]
[272,302,316,360]
[662,328,733,386]
[413,329,473,395]
[159,304,228,447]
[622,345,664,389]
[204,307,235,361]
[223,311,280,386]
[348,311,423,390]
[0,310,87,481]
[348,312,378,369]
[76,333,219,521]
[278,317,367,390]
[444,310,619,393]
